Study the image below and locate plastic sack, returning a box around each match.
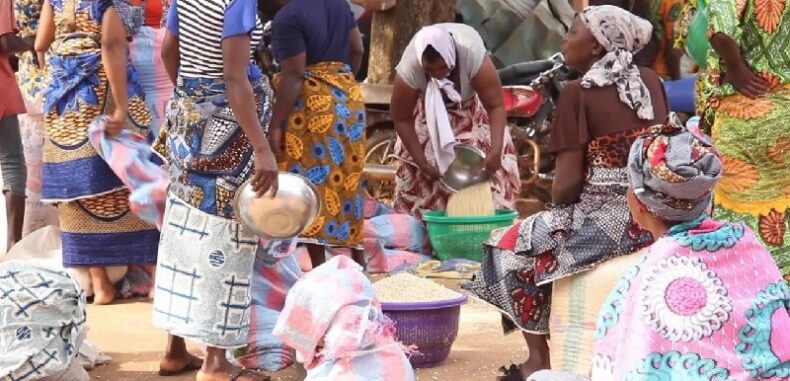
[350,0,396,11]
[364,197,394,219]
[18,98,59,236]
[364,238,430,274]
[363,214,427,252]
[239,255,302,372]
[4,226,127,295]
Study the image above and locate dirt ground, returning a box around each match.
[87,291,527,381]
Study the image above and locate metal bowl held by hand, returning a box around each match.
[441,144,490,192]
[233,173,322,240]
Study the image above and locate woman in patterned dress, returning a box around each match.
[267,0,366,267]
[152,0,280,379]
[35,0,159,305]
[468,6,666,380]
[706,0,790,281]
[389,23,520,218]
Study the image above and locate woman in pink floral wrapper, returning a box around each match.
[530,118,790,381]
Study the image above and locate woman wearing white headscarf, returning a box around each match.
[467,6,668,380]
[390,23,520,217]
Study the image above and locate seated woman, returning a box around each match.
[530,117,790,381]
[467,6,666,380]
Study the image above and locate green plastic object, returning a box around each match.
[423,209,518,262]
[687,0,711,68]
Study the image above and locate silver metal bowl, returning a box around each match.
[233,173,322,240]
[440,144,490,192]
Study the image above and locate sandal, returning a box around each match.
[497,364,525,381]
[230,369,270,381]
[158,357,203,376]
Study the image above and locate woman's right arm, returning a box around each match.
[390,75,439,179]
[223,34,279,196]
[161,0,179,85]
[551,150,585,205]
[348,26,364,75]
[161,31,179,85]
[34,0,55,68]
[710,33,768,98]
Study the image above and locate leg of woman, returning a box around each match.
[0,115,27,251]
[89,266,116,305]
[306,243,325,268]
[351,248,365,267]
[146,264,157,299]
[3,192,25,252]
[520,333,551,376]
[159,334,204,375]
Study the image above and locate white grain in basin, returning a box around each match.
[373,273,462,303]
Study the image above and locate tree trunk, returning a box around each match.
[367,0,456,84]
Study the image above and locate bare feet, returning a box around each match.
[159,352,203,376]
[89,267,116,305]
[196,367,269,381]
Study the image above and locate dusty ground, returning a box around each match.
[87,292,527,381]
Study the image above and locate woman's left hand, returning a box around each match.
[485,150,503,174]
[269,127,284,162]
[105,109,128,137]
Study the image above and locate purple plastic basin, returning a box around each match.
[381,295,468,368]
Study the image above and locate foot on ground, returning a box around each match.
[92,284,116,305]
[159,353,203,376]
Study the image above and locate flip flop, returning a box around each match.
[230,369,270,381]
[497,364,526,381]
[157,357,203,376]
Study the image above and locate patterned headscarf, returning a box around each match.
[579,5,655,120]
[627,115,722,221]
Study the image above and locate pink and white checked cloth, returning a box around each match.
[88,116,168,228]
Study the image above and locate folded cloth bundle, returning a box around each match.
[273,256,415,380]
[240,254,303,372]
[88,116,168,228]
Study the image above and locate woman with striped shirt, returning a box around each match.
[152,0,278,380]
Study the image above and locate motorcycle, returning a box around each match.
[498,53,576,205]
